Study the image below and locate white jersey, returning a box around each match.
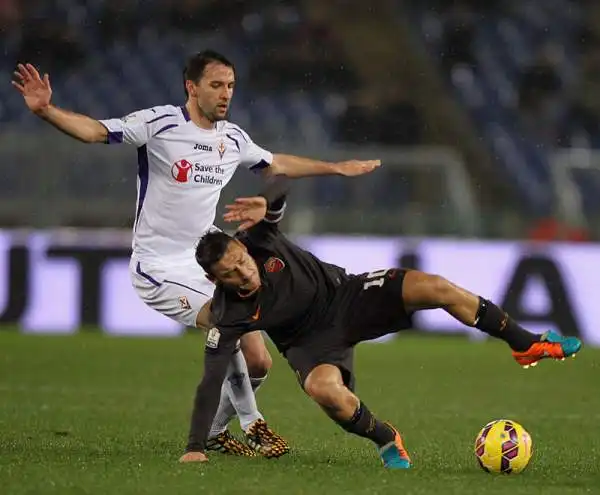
[100,104,273,267]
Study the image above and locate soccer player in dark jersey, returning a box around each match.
[185,184,583,467]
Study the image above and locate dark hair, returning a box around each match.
[183,50,235,97]
[195,231,235,275]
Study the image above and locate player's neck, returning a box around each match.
[185,102,216,130]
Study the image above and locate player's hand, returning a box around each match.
[12,63,52,114]
[223,196,267,231]
[179,451,209,463]
[335,159,381,177]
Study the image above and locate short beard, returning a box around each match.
[198,103,226,122]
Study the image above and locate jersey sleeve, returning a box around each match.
[186,326,243,452]
[99,107,179,147]
[226,125,273,172]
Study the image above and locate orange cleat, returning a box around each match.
[512,331,582,369]
[379,423,412,469]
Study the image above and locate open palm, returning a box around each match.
[12,63,52,113]
[223,197,268,231]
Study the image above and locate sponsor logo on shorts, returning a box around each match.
[264,257,285,273]
[179,296,191,310]
[206,328,221,349]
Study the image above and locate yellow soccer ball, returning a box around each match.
[474,419,533,474]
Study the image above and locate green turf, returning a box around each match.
[1,331,599,495]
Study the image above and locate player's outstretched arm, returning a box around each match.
[269,154,381,178]
[12,63,107,143]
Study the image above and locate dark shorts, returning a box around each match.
[284,268,412,392]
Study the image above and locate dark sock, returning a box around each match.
[336,402,395,448]
[474,297,540,352]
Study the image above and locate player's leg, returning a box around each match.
[302,364,411,469]
[203,325,279,447]
[237,332,288,456]
[400,270,582,367]
[194,302,244,441]
[204,324,287,457]
[285,342,410,469]
[130,261,281,458]
[240,331,272,393]
[197,306,262,439]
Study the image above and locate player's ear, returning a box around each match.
[185,80,197,98]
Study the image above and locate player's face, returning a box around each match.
[212,240,261,294]
[189,62,235,122]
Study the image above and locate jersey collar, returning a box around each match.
[180,106,191,122]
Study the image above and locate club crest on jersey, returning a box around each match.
[179,296,191,310]
[264,257,285,273]
[217,140,226,160]
[171,159,193,183]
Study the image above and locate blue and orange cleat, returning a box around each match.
[379,423,412,469]
[512,330,582,369]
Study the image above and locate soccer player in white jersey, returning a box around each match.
[12,51,379,461]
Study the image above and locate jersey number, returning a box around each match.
[362,269,390,290]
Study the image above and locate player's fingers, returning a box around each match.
[224,205,250,215]
[16,64,30,81]
[226,210,255,221]
[234,197,258,205]
[13,70,25,82]
[11,81,25,93]
[224,206,248,217]
[43,73,51,88]
[223,212,241,222]
[26,63,42,81]
[359,162,380,174]
[237,220,255,231]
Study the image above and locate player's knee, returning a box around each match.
[243,346,272,378]
[304,373,343,409]
[249,352,272,378]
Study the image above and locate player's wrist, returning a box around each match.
[259,176,290,207]
[34,104,52,119]
[331,162,345,175]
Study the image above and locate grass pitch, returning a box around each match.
[1,330,599,495]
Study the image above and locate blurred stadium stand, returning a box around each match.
[406,0,600,229]
[1,0,600,239]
